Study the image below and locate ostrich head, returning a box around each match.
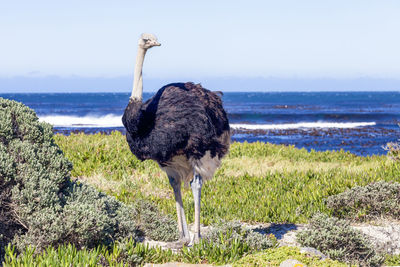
[131,33,160,100]
[138,33,161,50]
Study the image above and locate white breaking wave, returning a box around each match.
[231,122,376,130]
[39,114,124,128]
[39,114,376,129]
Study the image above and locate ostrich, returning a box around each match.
[122,33,230,245]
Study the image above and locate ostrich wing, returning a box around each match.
[123,83,230,164]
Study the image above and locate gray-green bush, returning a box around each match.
[384,124,400,162]
[297,213,384,266]
[326,181,400,220]
[204,221,277,251]
[134,201,178,242]
[0,97,175,260]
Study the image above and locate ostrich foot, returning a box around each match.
[166,237,190,249]
[192,234,202,244]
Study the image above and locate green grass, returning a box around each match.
[385,254,400,266]
[2,233,274,266]
[55,131,400,224]
[2,240,177,267]
[3,244,348,266]
[5,131,398,266]
[233,246,348,267]
[3,241,351,266]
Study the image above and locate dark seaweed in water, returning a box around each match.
[2,91,400,156]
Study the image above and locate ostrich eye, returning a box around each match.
[143,39,149,42]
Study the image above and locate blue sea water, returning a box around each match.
[1,91,399,156]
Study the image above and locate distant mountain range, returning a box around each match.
[1,75,399,93]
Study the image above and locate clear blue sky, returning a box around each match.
[1,1,400,92]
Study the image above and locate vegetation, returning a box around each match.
[0,98,177,263]
[384,124,400,162]
[385,253,400,266]
[188,220,277,264]
[2,98,400,266]
[326,181,400,221]
[3,226,277,267]
[297,213,384,266]
[2,240,175,267]
[55,131,400,224]
[233,246,348,267]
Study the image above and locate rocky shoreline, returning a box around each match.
[53,125,400,156]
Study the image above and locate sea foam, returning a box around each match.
[39,114,376,129]
[231,122,376,130]
[39,114,123,128]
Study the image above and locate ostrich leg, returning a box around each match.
[168,176,190,245]
[191,172,203,242]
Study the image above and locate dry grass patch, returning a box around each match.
[76,174,126,193]
[221,156,382,178]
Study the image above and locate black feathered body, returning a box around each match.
[122,82,230,183]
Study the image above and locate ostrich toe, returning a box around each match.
[166,237,190,249]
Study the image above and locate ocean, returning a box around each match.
[1,91,399,156]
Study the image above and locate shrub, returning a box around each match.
[384,124,400,162]
[326,181,400,220]
[134,201,178,242]
[297,213,384,266]
[204,221,277,251]
[0,98,172,259]
[385,142,400,162]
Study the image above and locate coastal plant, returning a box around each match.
[2,239,179,267]
[326,181,400,220]
[2,243,107,267]
[3,243,348,267]
[55,131,400,225]
[3,226,277,266]
[385,141,400,161]
[0,98,175,260]
[385,254,400,266]
[178,221,277,265]
[297,213,384,266]
[233,246,347,267]
[204,221,277,251]
[134,201,179,242]
[384,125,400,162]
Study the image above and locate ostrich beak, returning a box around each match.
[154,42,161,46]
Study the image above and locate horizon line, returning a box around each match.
[1,89,400,94]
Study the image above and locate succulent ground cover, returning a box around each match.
[385,254,400,266]
[52,130,400,266]
[2,223,278,266]
[233,246,348,267]
[55,131,400,224]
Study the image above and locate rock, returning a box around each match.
[299,246,327,259]
[279,259,307,267]
[353,222,400,254]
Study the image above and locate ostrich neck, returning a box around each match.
[131,47,147,100]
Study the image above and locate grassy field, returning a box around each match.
[55,131,400,224]
[3,131,400,266]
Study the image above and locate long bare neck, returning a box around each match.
[131,47,147,100]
